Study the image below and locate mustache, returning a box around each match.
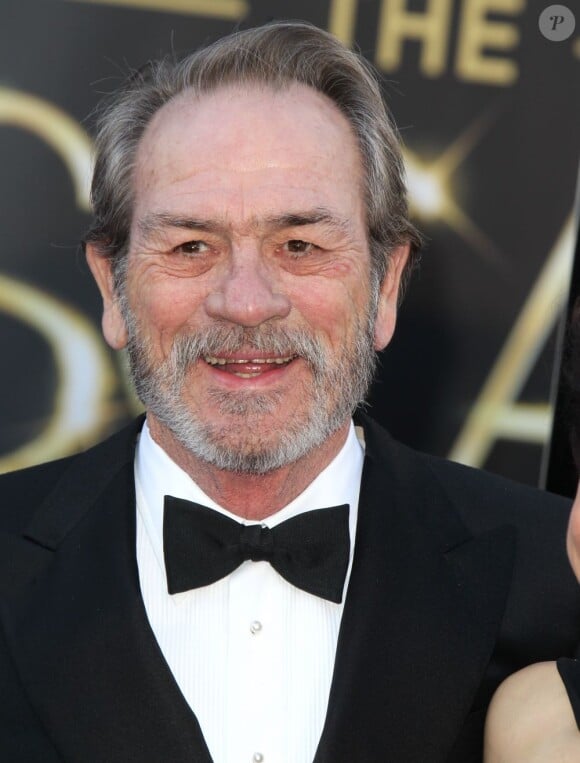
[165,323,327,375]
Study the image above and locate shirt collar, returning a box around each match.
[135,418,364,571]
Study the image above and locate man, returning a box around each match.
[0,21,578,763]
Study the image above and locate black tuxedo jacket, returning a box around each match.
[1,413,579,762]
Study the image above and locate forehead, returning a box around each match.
[132,83,365,228]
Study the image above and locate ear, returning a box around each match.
[373,243,410,351]
[566,482,580,582]
[86,243,129,350]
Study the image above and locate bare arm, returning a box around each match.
[484,661,580,763]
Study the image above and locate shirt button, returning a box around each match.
[250,620,262,635]
[253,754,264,762]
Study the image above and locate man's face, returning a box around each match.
[88,83,407,472]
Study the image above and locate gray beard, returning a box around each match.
[122,305,378,474]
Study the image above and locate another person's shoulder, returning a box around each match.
[484,661,580,763]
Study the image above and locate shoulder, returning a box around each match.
[0,417,144,534]
[360,411,571,527]
[361,413,580,629]
[484,662,580,763]
[0,456,80,533]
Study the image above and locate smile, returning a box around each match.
[203,355,297,379]
[203,356,295,366]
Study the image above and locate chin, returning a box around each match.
[165,404,341,475]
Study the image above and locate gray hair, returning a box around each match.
[84,20,422,293]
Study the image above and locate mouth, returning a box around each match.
[203,355,297,379]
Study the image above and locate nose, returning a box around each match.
[205,247,291,326]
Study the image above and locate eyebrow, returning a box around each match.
[136,208,352,240]
[136,213,220,240]
[262,210,351,235]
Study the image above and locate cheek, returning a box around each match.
[131,269,205,320]
[127,279,205,354]
[291,281,365,343]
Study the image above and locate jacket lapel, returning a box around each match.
[0,420,212,763]
[314,414,515,762]
[1,414,515,762]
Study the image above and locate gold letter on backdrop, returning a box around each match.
[449,213,576,467]
[328,0,359,46]
[66,0,249,20]
[0,87,92,212]
[0,88,117,473]
[376,0,453,77]
[456,0,524,85]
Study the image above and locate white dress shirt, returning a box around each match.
[135,420,364,763]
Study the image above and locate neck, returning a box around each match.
[146,416,351,521]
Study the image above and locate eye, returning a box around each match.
[172,240,210,255]
[283,239,316,256]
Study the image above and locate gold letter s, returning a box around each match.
[0,88,118,473]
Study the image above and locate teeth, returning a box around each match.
[204,356,227,365]
[204,355,294,366]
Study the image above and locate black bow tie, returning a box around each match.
[163,497,350,603]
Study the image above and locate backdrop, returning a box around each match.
[1,0,578,490]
